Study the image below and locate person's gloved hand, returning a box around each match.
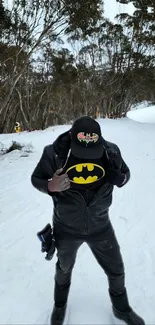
[105,169,126,187]
[37,224,55,261]
[48,168,70,192]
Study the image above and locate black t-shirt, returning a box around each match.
[63,153,106,204]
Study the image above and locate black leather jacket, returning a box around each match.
[31,131,130,235]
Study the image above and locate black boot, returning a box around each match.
[50,303,67,325]
[113,306,145,325]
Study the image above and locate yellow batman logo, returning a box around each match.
[66,163,105,184]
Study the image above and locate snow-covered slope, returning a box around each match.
[127,104,155,124]
[0,118,155,324]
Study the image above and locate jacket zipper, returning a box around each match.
[54,153,60,169]
[54,150,71,170]
[69,184,110,233]
[69,189,88,234]
[85,206,88,234]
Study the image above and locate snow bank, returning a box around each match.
[130,101,152,111]
[127,105,155,124]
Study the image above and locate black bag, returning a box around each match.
[37,223,55,261]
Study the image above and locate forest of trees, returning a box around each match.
[0,0,155,133]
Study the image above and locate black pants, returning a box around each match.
[53,221,131,312]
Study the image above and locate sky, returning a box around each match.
[104,0,135,21]
[4,0,135,55]
[5,0,135,21]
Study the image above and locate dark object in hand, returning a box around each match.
[105,169,126,187]
[37,223,55,261]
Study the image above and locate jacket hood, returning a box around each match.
[53,130,71,158]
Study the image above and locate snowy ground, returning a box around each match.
[0,117,155,324]
[127,104,155,124]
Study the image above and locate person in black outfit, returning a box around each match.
[31,116,145,325]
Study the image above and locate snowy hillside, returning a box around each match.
[0,117,155,324]
[127,103,155,124]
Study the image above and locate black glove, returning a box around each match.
[105,169,126,187]
[37,224,55,261]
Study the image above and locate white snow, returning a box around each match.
[0,117,155,324]
[127,104,155,124]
